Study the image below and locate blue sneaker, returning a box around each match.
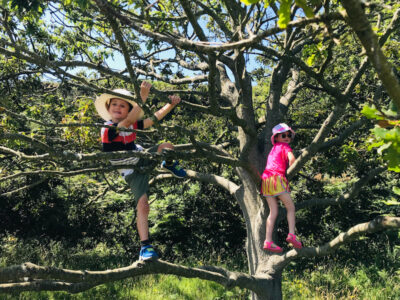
[139,245,159,261]
[161,161,187,178]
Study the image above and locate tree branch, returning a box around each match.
[268,216,400,272]
[344,6,400,96]
[296,166,386,210]
[0,177,48,197]
[287,101,347,177]
[341,1,400,110]
[95,0,343,53]
[0,259,265,295]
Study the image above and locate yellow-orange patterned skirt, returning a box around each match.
[261,174,290,196]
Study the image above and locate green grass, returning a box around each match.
[282,265,400,300]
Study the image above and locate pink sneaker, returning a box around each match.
[286,233,302,249]
[263,241,283,253]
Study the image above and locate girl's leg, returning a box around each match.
[265,196,279,243]
[278,192,296,234]
[136,193,150,241]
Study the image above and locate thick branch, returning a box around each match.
[341,1,400,110]
[0,260,265,295]
[268,216,400,272]
[180,0,208,42]
[185,170,240,195]
[344,6,400,96]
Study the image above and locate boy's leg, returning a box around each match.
[136,193,150,241]
[136,193,159,260]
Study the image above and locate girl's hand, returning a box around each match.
[140,81,152,103]
[168,95,181,106]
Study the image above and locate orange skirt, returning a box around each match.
[261,174,290,196]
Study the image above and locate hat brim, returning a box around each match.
[271,129,295,145]
[95,93,144,121]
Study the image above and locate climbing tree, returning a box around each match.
[1,1,400,299]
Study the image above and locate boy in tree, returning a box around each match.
[95,81,186,260]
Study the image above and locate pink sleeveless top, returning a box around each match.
[262,142,292,178]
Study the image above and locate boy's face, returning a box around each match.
[275,131,292,144]
[107,98,130,122]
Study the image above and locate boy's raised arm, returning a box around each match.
[142,95,181,129]
[140,81,151,103]
[118,81,151,128]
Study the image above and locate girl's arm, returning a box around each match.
[118,81,151,128]
[288,151,296,167]
[142,95,181,129]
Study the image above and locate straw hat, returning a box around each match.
[271,123,295,145]
[95,89,144,121]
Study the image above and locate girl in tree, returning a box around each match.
[261,123,302,253]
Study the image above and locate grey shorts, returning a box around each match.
[124,145,159,206]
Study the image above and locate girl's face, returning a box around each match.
[107,98,130,122]
[275,131,293,144]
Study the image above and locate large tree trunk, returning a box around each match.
[236,171,284,300]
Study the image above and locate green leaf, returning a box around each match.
[240,0,260,4]
[295,0,315,18]
[367,140,384,151]
[372,127,388,139]
[377,142,392,155]
[388,165,400,172]
[278,0,292,29]
[381,198,400,206]
[384,146,400,169]
[393,186,400,196]
[307,53,316,66]
[361,105,384,120]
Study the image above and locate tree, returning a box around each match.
[1,0,400,299]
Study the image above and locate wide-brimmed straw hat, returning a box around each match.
[95,89,143,121]
[271,123,295,145]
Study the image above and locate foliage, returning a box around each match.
[1,0,400,298]
[362,104,400,172]
[150,181,246,265]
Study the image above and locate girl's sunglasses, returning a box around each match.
[280,132,292,139]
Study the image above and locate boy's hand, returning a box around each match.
[168,95,181,106]
[140,81,151,103]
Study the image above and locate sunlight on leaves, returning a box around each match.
[240,0,260,4]
[362,104,400,172]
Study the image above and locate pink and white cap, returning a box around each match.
[271,123,295,145]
